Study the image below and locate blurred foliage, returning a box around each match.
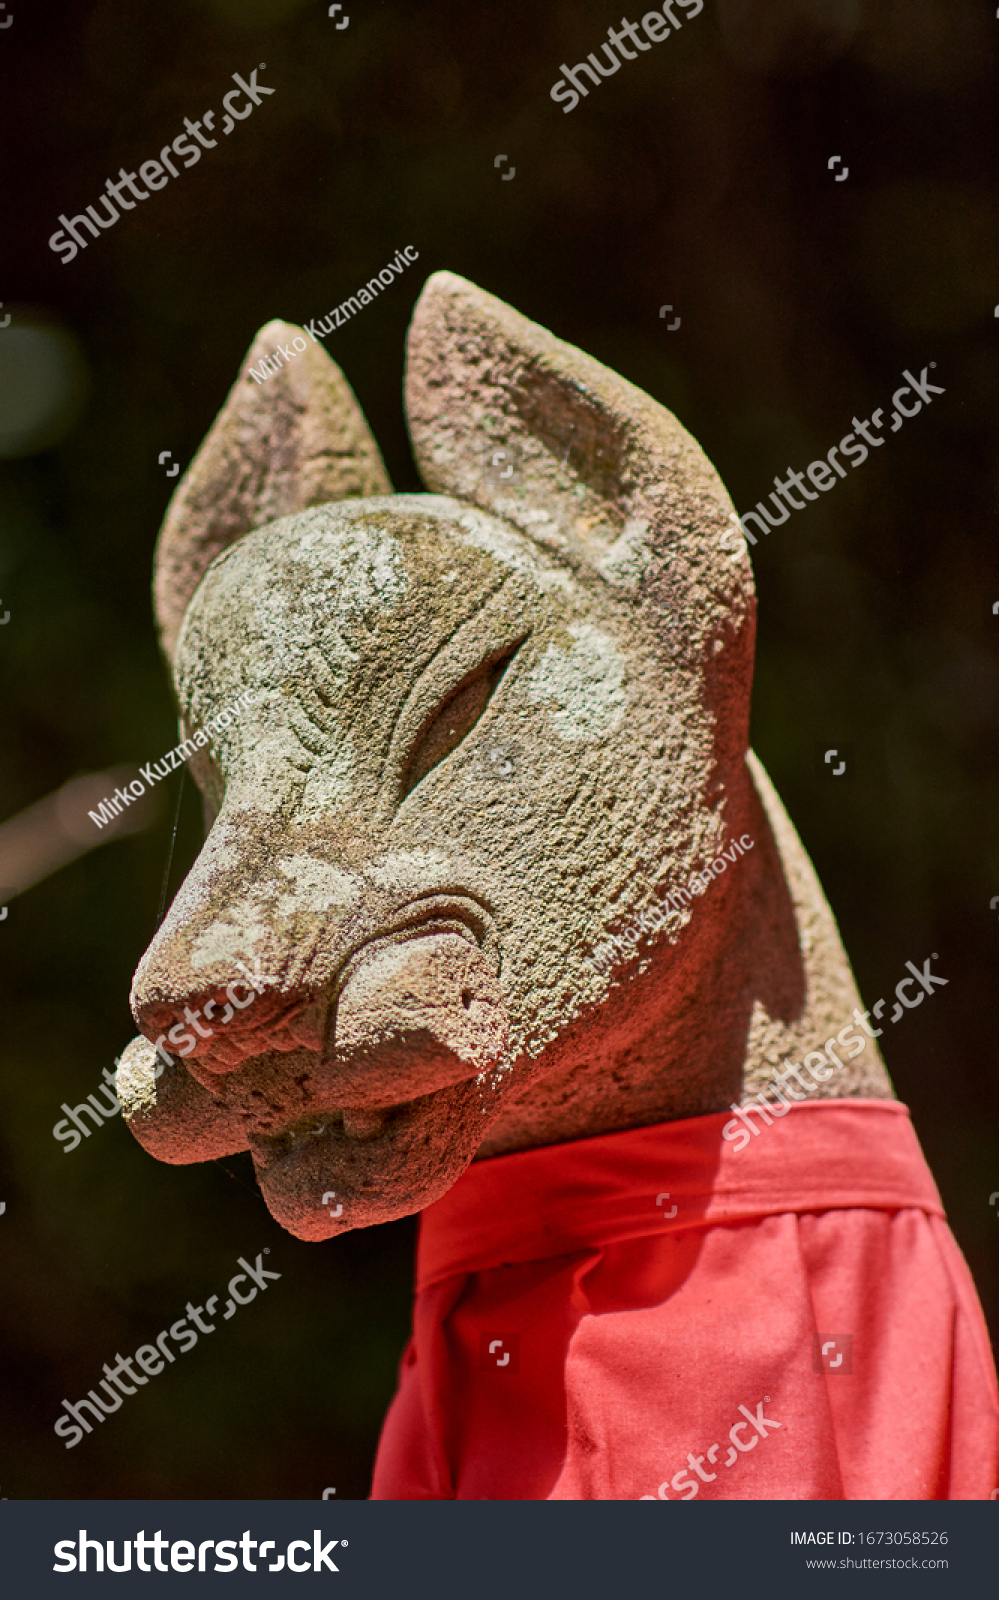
[0,0,996,1497]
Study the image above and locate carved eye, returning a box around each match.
[400,642,523,801]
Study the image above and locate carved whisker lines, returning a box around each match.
[305,644,346,709]
[559,775,593,820]
[635,779,676,836]
[283,918,327,994]
[286,701,340,761]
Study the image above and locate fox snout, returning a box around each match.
[123,892,511,1237]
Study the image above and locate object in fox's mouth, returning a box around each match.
[116,271,999,1502]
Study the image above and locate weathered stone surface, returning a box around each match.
[116,1034,246,1163]
[120,272,892,1243]
[153,320,392,662]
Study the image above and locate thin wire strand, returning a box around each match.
[154,768,187,933]
[151,772,262,1199]
[211,1158,263,1196]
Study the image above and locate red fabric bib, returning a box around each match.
[370,1100,999,1500]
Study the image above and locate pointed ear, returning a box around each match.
[153,320,392,661]
[404,272,753,668]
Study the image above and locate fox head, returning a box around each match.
[118,271,889,1240]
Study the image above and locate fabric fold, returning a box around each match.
[371,1101,998,1501]
[415,1100,943,1290]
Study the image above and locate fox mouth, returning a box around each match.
[246,1078,489,1240]
[247,1101,412,1162]
[190,892,509,1201]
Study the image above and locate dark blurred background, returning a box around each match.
[1,0,996,1498]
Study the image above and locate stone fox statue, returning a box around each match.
[118,273,998,1500]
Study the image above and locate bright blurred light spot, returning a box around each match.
[0,318,89,459]
[0,769,161,902]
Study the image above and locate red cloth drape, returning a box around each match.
[370,1100,998,1500]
